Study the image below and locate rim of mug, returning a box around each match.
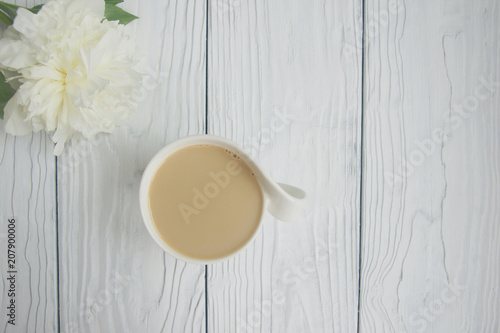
[139,134,267,265]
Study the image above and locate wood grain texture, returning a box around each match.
[57,1,207,332]
[207,0,363,332]
[359,0,500,332]
[0,133,58,332]
[0,1,58,332]
[2,0,499,332]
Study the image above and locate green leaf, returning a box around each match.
[104,3,138,25]
[0,7,13,25]
[1,2,138,26]
[105,0,124,5]
[0,2,19,17]
[0,1,43,25]
[28,4,43,14]
[0,2,18,25]
[0,72,16,120]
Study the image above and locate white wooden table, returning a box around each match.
[1,0,499,332]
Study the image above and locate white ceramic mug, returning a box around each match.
[139,135,306,264]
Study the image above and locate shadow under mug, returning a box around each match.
[139,135,306,264]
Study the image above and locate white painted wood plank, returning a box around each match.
[57,1,207,332]
[0,1,58,332]
[0,133,58,332]
[360,0,500,332]
[207,0,363,332]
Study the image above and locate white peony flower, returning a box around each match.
[0,0,145,155]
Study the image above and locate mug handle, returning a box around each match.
[261,181,307,222]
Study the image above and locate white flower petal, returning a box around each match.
[3,93,33,136]
[13,8,38,38]
[0,0,144,155]
[0,39,36,69]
